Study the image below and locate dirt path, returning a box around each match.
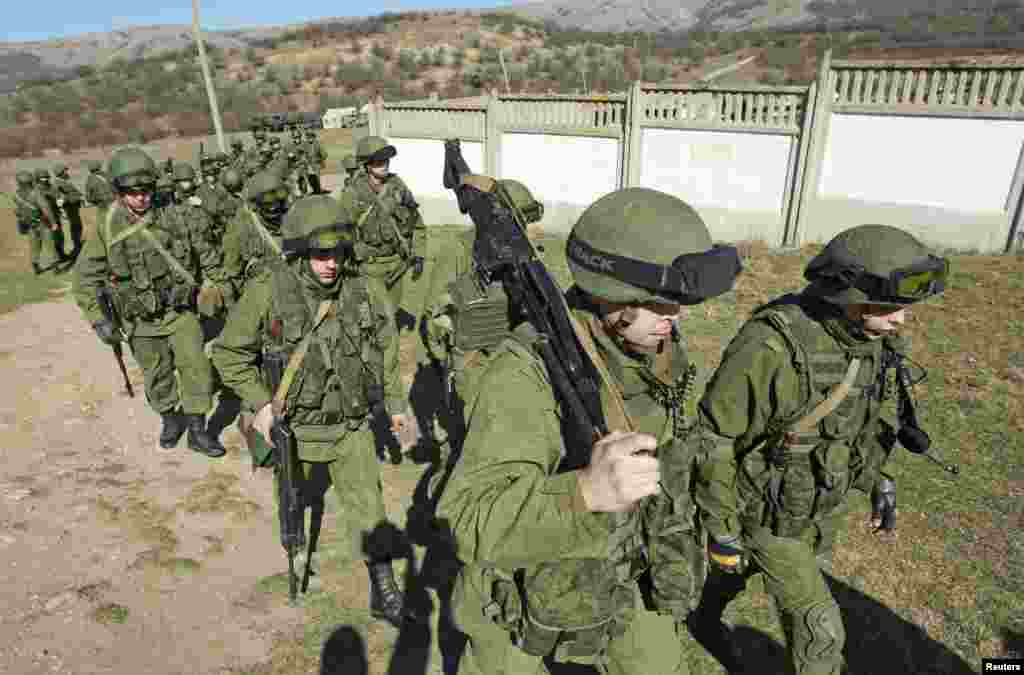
[0,290,305,675]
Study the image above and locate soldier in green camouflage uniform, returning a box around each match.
[53,163,86,259]
[84,160,115,210]
[691,225,949,675]
[11,170,57,274]
[211,195,417,627]
[34,168,70,264]
[221,170,289,303]
[337,136,426,339]
[438,187,744,675]
[72,146,226,458]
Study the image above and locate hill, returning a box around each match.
[2,9,1023,160]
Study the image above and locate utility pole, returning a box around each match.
[498,48,512,94]
[192,0,227,152]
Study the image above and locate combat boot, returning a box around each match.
[366,559,413,628]
[186,414,226,458]
[159,408,189,448]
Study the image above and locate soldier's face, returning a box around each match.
[367,159,389,181]
[122,189,152,214]
[604,301,681,353]
[847,303,906,338]
[308,253,339,285]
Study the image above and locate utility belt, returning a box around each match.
[112,279,196,321]
[290,410,366,430]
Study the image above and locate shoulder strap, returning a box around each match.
[568,312,636,434]
[271,298,335,417]
[788,358,861,435]
[246,206,282,256]
[106,206,197,286]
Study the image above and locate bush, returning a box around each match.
[370,42,393,61]
[464,32,482,49]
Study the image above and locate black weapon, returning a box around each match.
[882,344,959,476]
[263,351,305,604]
[96,287,135,398]
[442,139,608,460]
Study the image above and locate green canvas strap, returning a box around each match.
[781,357,862,452]
[246,206,282,256]
[271,299,335,417]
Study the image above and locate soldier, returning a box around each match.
[230,139,245,167]
[11,170,57,274]
[691,225,949,675]
[338,136,426,339]
[304,128,327,195]
[153,172,177,210]
[221,170,289,302]
[84,160,115,210]
[339,154,359,190]
[437,187,744,675]
[168,162,232,321]
[34,168,70,264]
[53,163,86,259]
[72,146,226,458]
[211,195,417,627]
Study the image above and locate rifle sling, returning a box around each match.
[787,357,862,437]
[271,299,335,418]
[246,206,282,256]
[566,312,636,434]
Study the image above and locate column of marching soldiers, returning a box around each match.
[6,124,953,675]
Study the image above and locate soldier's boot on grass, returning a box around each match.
[159,408,189,448]
[366,559,414,628]
[186,414,226,457]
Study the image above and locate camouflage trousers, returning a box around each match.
[452,564,690,675]
[27,225,48,268]
[129,313,213,416]
[698,525,845,675]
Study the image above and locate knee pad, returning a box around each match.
[788,598,845,674]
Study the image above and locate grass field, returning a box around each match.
[1,187,1020,674]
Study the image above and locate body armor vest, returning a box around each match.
[349,174,418,257]
[737,297,885,549]
[104,204,198,321]
[241,209,283,284]
[263,265,387,441]
[86,174,114,206]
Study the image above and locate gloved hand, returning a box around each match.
[57,197,66,207]
[411,256,425,281]
[870,476,897,532]
[196,283,225,318]
[92,319,119,345]
[707,536,746,574]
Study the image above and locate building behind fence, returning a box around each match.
[369,51,1024,253]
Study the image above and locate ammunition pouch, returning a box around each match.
[514,560,635,660]
[448,276,509,352]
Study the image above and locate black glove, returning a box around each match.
[870,476,897,532]
[411,256,425,281]
[92,320,119,345]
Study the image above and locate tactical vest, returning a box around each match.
[13,189,44,224]
[484,313,694,663]
[262,265,388,443]
[736,298,885,551]
[103,204,198,322]
[86,174,114,206]
[350,175,418,257]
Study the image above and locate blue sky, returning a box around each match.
[6,0,516,42]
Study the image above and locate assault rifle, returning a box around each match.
[441,139,608,460]
[263,351,306,604]
[96,287,135,398]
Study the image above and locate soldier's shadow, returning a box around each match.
[693,573,976,674]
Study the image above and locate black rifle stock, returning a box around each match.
[441,139,607,461]
[263,351,305,604]
[96,287,135,398]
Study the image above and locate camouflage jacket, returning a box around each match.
[53,176,83,206]
[338,172,424,260]
[11,186,55,228]
[85,173,115,208]
[220,204,284,299]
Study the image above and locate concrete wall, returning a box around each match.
[639,127,794,244]
[499,132,621,235]
[807,114,1024,250]
[388,137,484,226]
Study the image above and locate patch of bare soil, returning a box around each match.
[0,295,304,675]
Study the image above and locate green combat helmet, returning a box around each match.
[108,147,157,192]
[356,135,396,164]
[245,170,289,227]
[154,173,175,208]
[86,160,103,173]
[16,170,33,187]
[281,195,355,262]
[34,168,51,183]
[173,162,199,196]
[804,224,949,307]
[566,187,742,306]
[220,168,245,196]
[495,179,544,230]
[53,163,69,178]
